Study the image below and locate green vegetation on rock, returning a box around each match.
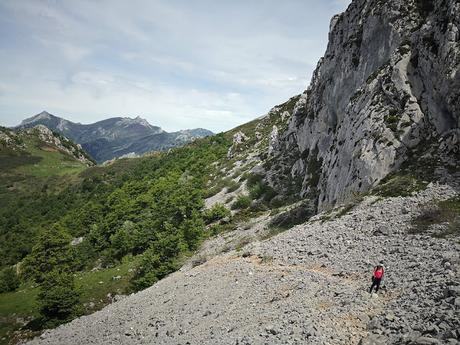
[410,197,460,237]
[372,173,428,197]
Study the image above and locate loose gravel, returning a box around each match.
[25,183,460,345]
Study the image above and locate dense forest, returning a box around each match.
[0,133,240,334]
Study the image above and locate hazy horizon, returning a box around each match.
[0,0,350,132]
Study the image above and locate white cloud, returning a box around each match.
[0,0,351,131]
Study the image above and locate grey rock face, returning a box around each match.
[270,0,460,211]
[227,130,250,158]
[268,125,279,156]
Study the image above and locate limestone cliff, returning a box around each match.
[269,0,459,210]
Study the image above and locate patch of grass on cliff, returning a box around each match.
[268,200,315,230]
[0,137,86,195]
[384,110,400,134]
[372,173,428,197]
[15,137,87,178]
[231,195,252,210]
[410,197,460,237]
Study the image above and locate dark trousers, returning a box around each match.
[369,277,381,293]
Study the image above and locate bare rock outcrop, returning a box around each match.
[269,0,459,211]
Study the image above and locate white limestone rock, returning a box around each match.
[270,0,460,211]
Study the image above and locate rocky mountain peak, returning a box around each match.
[133,115,151,126]
[116,116,157,130]
[21,111,55,125]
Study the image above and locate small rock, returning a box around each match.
[358,334,388,345]
[373,225,391,236]
[385,312,395,322]
[414,336,440,344]
[454,297,460,307]
[265,326,278,335]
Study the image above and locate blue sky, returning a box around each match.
[0,0,350,132]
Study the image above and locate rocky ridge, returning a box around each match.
[17,112,213,163]
[0,125,94,166]
[25,125,95,166]
[24,183,459,345]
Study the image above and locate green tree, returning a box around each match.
[181,211,205,251]
[109,220,137,260]
[38,270,80,323]
[22,224,75,284]
[0,266,20,293]
[132,230,184,290]
[203,203,230,224]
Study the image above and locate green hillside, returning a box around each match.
[0,133,230,343]
[0,97,301,344]
[0,127,92,197]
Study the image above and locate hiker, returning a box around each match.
[369,264,384,293]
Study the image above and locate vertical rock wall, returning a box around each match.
[271,0,459,210]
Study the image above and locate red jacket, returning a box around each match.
[373,267,384,279]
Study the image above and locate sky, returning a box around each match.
[0,0,350,133]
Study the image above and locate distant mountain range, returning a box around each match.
[17,112,214,163]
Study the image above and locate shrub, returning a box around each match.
[259,255,273,264]
[269,201,315,229]
[247,174,277,204]
[410,197,460,237]
[246,173,264,188]
[203,204,231,224]
[209,224,223,236]
[231,195,252,210]
[0,266,20,293]
[38,270,80,324]
[249,201,269,212]
[225,180,240,193]
[204,185,222,198]
[373,174,427,197]
[249,182,265,200]
[235,236,252,251]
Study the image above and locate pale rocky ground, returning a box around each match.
[25,182,460,345]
